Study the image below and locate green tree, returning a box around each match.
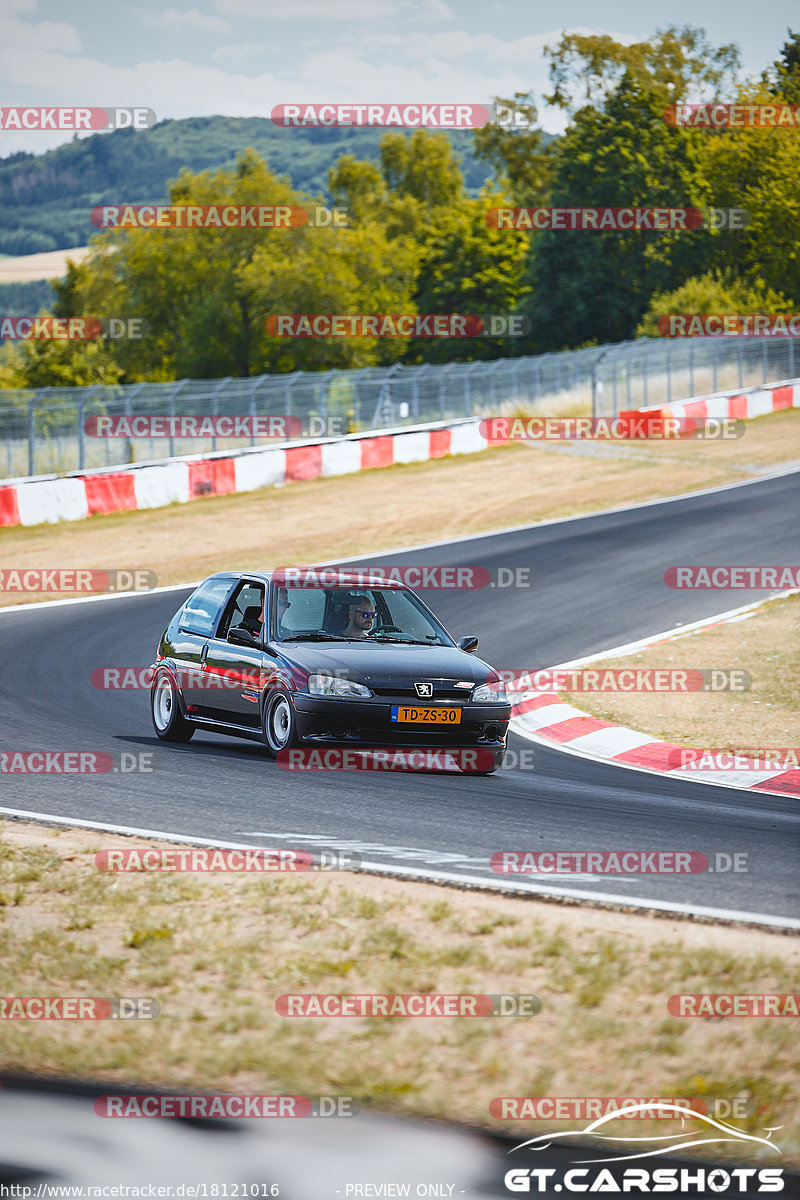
[635,270,793,337]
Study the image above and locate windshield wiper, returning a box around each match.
[282,632,347,642]
[368,635,442,645]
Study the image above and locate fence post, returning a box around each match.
[762,338,768,384]
[790,336,795,380]
[712,338,718,392]
[28,397,35,477]
[211,377,231,453]
[167,379,186,458]
[688,341,694,395]
[737,340,743,389]
[77,397,86,471]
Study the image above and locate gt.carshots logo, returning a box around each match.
[665,565,799,588]
[503,1103,784,1193]
[276,993,540,1016]
[0,569,156,593]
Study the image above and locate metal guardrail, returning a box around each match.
[0,335,797,481]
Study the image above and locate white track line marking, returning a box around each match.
[0,806,796,930]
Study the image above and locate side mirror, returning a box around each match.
[228,626,259,648]
[457,635,479,653]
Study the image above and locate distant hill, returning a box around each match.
[0,116,532,256]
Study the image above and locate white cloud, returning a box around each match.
[211,41,274,63]
[214,0,452,22]
[0,13,80,53]
[0,17,591,157]
[141,7,233,34]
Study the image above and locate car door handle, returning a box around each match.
[200,644,209,666]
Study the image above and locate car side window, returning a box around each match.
[219,582,265,639]
[180,577,235,637]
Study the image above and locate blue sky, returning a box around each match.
[1,0,797,155]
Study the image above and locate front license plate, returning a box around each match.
[390,705,461,725]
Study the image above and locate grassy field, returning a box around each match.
[1,818,798,1163]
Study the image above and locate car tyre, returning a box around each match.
[151,669,195,742]
[263,690,300,757]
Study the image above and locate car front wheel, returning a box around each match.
[151,670,195,742]
[263,691,300,756]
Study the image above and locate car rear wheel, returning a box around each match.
[151,670,194,742]
[263,691,300,756]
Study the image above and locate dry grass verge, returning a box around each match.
[1,819,798,1163]
[557,593,800,748]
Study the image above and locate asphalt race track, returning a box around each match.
[1,471,799,923]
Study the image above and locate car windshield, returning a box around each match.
[274,585,453,645]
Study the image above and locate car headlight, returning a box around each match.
[472,681,508,703]
[308,674,372,698]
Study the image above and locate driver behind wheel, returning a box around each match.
[342,594,377,638]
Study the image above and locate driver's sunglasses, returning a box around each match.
[356,610,377,618]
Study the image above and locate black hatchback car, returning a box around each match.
[150,571,511,772]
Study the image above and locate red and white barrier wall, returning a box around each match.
[1,378,797,529]
[620,378,800,428]
[0,420,488,528]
